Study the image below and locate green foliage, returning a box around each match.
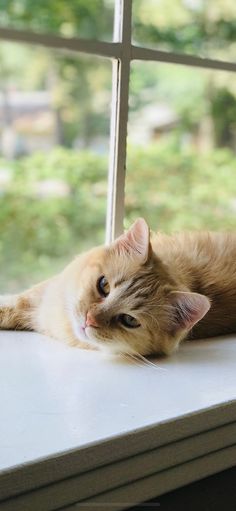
[126,141,236,232]
[133,0,236,58]
[0,0,113,39]
[1,144,236,291]
[0,148,108,290]
[211,88,236,149]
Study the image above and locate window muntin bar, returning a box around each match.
[1,26,236,71]
[131,46,236,73]
[0,27,121,58]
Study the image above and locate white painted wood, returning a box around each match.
[1,331,236,473]
[0,330,236,508]
[61,445,236,511]
[106,0,132,242]
[1,401,236,504]
[1,422,236,509]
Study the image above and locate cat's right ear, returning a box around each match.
[113,218,152,263]
[169,291,210,334]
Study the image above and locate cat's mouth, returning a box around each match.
[82,323,111,346]
[78,324,100,346]
[82,325,106,350]
[71,322,92,343]
[78,325,89,342]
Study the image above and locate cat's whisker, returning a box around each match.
[121,352,146,369]
[136,353,167,371]
[126,350,167,372]
[123,352,147,368]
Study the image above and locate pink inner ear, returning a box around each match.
[115,218,150,263]
[171,291,210,331]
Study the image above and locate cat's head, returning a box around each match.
[64,218,210,357]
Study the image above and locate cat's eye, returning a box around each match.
[118,314,140,329]
[97,276,110,297]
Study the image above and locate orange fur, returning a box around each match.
[0,219,235,357]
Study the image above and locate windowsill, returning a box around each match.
[0,331,236,510]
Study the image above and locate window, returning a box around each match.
[1,3,236,508]
[0,0,236,292]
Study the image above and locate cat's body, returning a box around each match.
[0,219,236,357]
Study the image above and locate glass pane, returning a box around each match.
[0,0,114,41]
[133,0,236,61]
[0,42,111,292]
[126,61,236,233]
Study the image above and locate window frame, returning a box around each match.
[0,0,236,240]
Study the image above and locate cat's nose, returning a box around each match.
[86,311,99,328]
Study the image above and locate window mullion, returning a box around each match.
[106,0,132,243]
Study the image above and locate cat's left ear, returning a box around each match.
[114,218,151,263]
[170,291,210,334]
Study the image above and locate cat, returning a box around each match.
[0,217,236,358]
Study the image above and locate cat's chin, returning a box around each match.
[82,328,141,357]
[79,326,124,355]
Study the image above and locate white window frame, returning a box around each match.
[1,0,236,242]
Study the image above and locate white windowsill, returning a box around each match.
[0,331,236,510]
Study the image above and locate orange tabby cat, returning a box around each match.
[0,218,236,357]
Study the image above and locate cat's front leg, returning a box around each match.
[0,294,33,330]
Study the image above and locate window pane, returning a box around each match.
[0,0,114,41]
[0,42,111,292]
[133,0,236,61]
[126,61,236,233]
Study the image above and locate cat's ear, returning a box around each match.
[170,291,210,333]
[114,218,151,263]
